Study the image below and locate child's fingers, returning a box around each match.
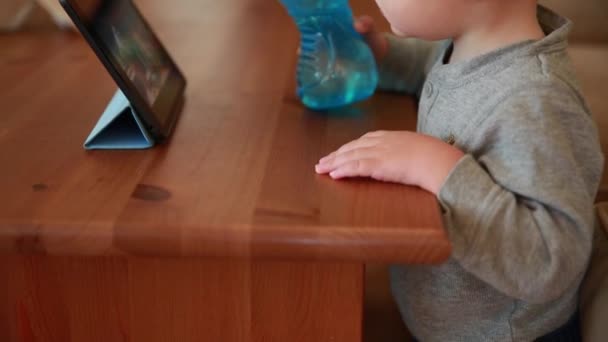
[354,16,388,61]
[329,159,377,179]
[318,136,380,165]
[334,138,379,156]
[354,15,375,34]
[317,147,377,175]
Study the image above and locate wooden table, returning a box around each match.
[0,0,449,341]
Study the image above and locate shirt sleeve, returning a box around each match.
[437,88,605,304]
[377,35,445,96]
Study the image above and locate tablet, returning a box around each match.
[60,0,186,140]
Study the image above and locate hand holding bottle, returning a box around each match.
[353,15,389,63]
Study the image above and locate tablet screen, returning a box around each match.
[93,0,172,107]
[61,0,186,136]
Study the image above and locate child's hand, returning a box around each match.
[315,131,465,195]
[354,16,389,63]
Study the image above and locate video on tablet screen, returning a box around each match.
[93,0,172,106]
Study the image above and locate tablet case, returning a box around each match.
[84,89,155,150]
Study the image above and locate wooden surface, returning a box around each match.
[0,256,363,342]
[0,1,447,340]
[0,0,449,263]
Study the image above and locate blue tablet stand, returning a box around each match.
[84,89,155,150]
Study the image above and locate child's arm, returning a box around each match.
[355,16,445,96]
[317,87,605,303]
[434,91,604,303]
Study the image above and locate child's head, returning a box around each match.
[375,0,538,40]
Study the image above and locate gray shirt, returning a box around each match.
[380,6,605,341]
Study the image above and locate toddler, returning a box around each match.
[315,0,605,340]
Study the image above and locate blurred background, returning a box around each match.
[2,0,607,41]
[0,0,72,31]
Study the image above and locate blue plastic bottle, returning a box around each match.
[280,0,379,110]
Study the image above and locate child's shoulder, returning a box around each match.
[472,42,588,129]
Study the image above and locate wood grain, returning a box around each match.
[0,0,449,263]
[0,256,363,342]
[0,1,447,341]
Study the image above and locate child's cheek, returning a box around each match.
[374,0,417,36]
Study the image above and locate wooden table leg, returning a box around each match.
[0,256,363,342]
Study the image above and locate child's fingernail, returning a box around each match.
[320,154,333,163]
